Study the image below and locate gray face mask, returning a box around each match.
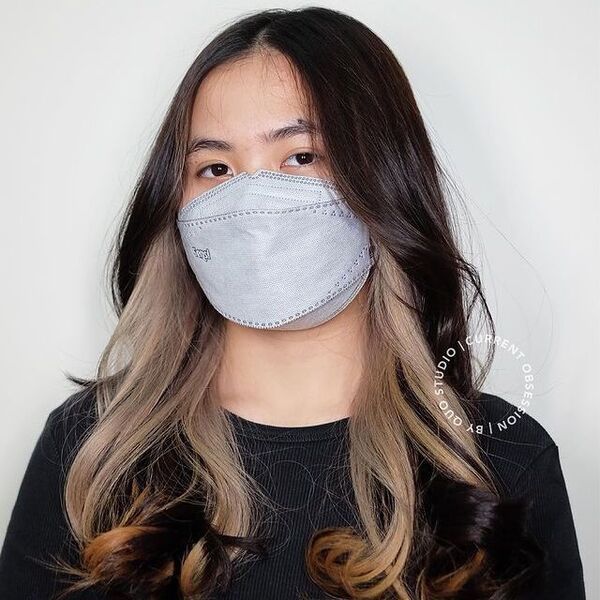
[177,169,373,330]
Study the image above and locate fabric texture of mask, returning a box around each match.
[177,169,374,330]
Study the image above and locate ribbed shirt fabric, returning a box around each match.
[0,389,586,599]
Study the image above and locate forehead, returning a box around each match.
[189,51,311,139]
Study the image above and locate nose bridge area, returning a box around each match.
[178,168,343,222]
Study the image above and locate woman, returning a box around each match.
[0,7,586,600]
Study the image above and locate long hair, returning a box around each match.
[44,7,541,599]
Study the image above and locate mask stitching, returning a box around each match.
[180,189,343,220]
[179,171,340,217]
[224,260,372,329]
[178,192,345,219]
[179,186,341,219]
[245,169,337,185]
[178,200,358,228]
[204,244,373,329]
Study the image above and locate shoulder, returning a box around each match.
[44,384,99,464]
[470,391,557,496]
[0,385,102,594]
[471,393,586,598]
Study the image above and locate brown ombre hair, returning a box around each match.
[43,7,541,599]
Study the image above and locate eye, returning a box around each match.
[196,163,232,178]
[283,151,320,167]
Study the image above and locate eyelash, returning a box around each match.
[195,152,322,179]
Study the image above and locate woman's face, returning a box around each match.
[181,51,331,210]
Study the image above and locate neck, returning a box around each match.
[215,288,368,427]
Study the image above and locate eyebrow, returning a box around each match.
[185,118,318,156]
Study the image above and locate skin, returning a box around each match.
[181,50,369,427]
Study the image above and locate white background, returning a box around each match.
[0,1,597,597]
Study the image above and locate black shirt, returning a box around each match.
[0,389,586,599]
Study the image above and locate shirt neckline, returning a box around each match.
[223,408,350,443]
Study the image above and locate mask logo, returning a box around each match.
[192,247,211,262]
